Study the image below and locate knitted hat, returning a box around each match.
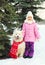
[26,11,33,19]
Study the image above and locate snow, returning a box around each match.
[36,9,45,19]
[0,24,45,65]
[36,1,45,20]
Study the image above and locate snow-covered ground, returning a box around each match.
[0,24,45,65]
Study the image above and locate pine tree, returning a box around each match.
[0,0,19,58]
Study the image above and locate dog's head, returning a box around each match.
[11,29,23,43]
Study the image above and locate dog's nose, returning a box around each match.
[17,36,19,39]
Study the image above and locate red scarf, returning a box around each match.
[9,40,23,59]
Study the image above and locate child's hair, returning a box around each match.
[26,11,33,19]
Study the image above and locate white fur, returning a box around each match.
[24,19,35,24]
[18,42,25,57]
[11,29,25,57]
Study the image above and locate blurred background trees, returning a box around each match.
[0,0,45,58]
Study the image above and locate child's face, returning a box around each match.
[27,16,32,21]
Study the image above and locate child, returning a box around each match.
[22,11,40,58]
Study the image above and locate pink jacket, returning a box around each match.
[22,21,40,42]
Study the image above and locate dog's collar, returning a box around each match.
[13,40,24,45]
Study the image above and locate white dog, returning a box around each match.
[10,29,25,57]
